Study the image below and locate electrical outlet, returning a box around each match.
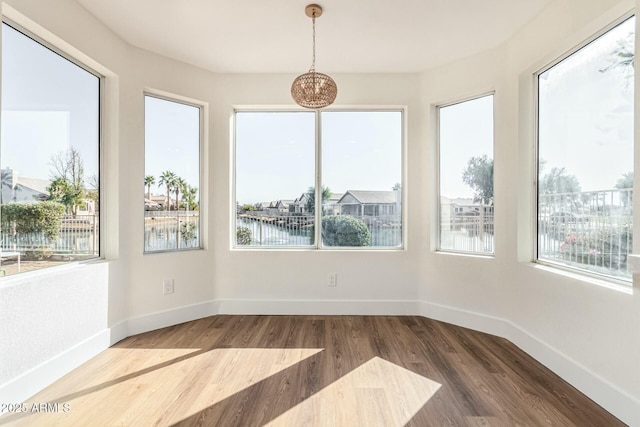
[328,273,337,287]
[163,279,174,295]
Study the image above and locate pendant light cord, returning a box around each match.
[310,12,316,73]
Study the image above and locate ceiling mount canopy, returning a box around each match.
[291,4,338,109]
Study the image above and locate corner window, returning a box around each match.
[438,95,494,255]
[144,95,201,252]
[234,110,404,249]
[537,16,635,281]
[1,22,100,276]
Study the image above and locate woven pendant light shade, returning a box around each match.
[291,71,338,109]
[291,4,337,109]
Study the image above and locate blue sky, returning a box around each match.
[538,16,635,192]
[1,23,99,183]
[439,95,494,200]
[235,111,402,204]
[2,15,634,205]
[145,96,200,194]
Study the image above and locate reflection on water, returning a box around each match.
[237,218,313,246]
[145,214,199,252]
[236,214,402,247]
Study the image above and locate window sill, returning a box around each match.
[0,258,107,288]
[434,250,494,260]
[231,246,405,252]
[144,247,204,255]
[529,262,633,295]
[625,254,640,274]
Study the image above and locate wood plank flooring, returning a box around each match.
[0,316,624,426]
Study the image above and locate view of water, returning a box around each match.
[144,214,200,252]
[236,215,402,247]
[237,217,312,246]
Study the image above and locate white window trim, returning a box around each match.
[0,18,105,275]
[231,106,407,251]
[533,13,636,285]
[435,92,496,257]
[143,91,206,254]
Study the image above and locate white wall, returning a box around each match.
[0,263,108,399]
[1,0,639,424]
[210,73,422,309]
[418,0,639,422]
[507,0,640,415]
[0,0,123,403]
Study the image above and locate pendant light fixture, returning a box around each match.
[291,4,338,109]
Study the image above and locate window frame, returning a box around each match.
[232,107,406,251]
[143,91,205,254]
[436,92,496,257]
[1,18,104,268]
[533,13,636,285]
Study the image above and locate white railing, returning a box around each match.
[440,206,495,254]
[344,214,402,247]
[236,213,314,246]
[236,212,402,247]
[144,211,200,252]
[538,188,632,279]
[1,214,99,256]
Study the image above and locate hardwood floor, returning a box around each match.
[1,316,624,426]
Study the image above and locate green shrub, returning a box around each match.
[321,215,370,247]
[180,221,197,244]
[1,201,65,241]
[236,226,252,245]
[559,224,632,271]
[31,247,53,260]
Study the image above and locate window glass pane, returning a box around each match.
[144,95,200,252]
[439,95,494,254]
[538,16,634,280]
[321,111,403,248]
[1,23,100,276]
[235,111,315,247]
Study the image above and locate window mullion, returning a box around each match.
[315,110,322,249]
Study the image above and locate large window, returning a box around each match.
[234,110,403,249]
[1,22,100,276]
[235,111,316,247]
[537,16,635,281]
[438,95,494,255]
[144,95,201,252]
[321,112,402,247]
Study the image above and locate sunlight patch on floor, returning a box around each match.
[28,347,203,400]
[265,357,441,427]
[8,348,322,427]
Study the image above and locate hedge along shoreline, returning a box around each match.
[0,201,66,242]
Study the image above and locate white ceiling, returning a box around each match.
[74,0,553,74]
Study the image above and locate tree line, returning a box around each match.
[46,147,97,217]
[44,149,200,215]
[145,171,198,211]
[461,155,632,205]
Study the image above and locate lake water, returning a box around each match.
[236,216,402,247]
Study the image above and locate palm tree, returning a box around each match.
[159,171,176,210]
[615,171,633,209]
[305,186,332,214]
[144,175,155,200]
[182,185,198,211]
[174,177,187,211]
[1,168,15,204]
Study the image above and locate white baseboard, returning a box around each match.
[216,298,418,316]
[417,300,640,427]
[4,298,637,425]
[110,300,220,345]
[108,318,129,345]
[0,329,110,405]
[0,301,220,406]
